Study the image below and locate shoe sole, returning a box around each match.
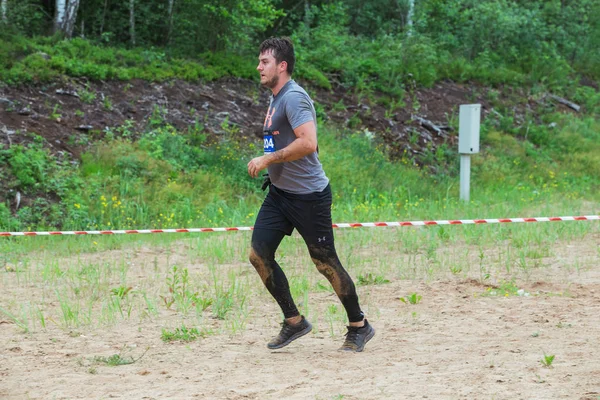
[267,322,313,350]
[339,326,375,352]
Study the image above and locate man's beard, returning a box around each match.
[263,74,279,89]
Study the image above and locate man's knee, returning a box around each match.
[249,245,276,268]
[308,244,338,263]
[249,247,273,283]
[249,248,264,267]
[308,245,338,276]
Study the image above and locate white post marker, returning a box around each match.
[458,104,481,202]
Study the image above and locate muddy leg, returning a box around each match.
[249,229,299,319]
[308,244,364,323]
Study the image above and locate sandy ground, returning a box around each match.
[1,231,599,400]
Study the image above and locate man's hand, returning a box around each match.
[247,156,269,178]
[248,121,317,178]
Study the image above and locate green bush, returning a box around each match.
[6,144,51,189]
[416,0,598,83]
[0,202,20,231]
[139,125,204,172]
[0,35,230,85]
[199,51,256,80]
[573,87,600,115]
[295,65,331,90]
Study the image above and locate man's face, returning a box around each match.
[257,50,282,89]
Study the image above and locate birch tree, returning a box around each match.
[129,0,135,46]
[407,0,414,36]
[63,0,81,37]
[167,0,175,44]
[54,0,80,37]
[1,0,7,24]
[55,0,66,32]
[304,0,310,28]
[100,0,108,34]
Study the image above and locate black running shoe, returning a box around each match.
[267,316,312,349]
[339,319,375,352]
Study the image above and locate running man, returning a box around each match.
[247,37,375,352]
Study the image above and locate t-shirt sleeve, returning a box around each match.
[285,91,315,130]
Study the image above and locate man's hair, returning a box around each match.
[259,37,295,75]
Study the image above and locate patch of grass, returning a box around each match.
[399,293,422,305]
[356,273,390,286]
[212,289,234,320]
[93,348,147,366]
[324,304,345,337]
[556,321,572,329]
[482,279,522,297]
[79,88,96,104]
[161,265,212,315]
[0,306,29,333]
[161,325,205,342]
[111,286,133,299]
[540,353,555,368]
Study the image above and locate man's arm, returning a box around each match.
[247,120,317,178]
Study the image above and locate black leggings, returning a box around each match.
[249,228,364,323]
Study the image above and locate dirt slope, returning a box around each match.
[0,76,578,210]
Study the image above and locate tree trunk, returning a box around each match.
[100,0,108,34]
[54,0,67,33]
[63,0,80,38]
[54,0,80,37]
[1,0,7,23]
[407,0,415,36]
[79,0,83,37]
[129,0,136,46]
[304,1,310,28]
[167,0,175,44]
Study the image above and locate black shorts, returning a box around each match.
[253,184,334,246]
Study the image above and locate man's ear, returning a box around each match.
[279,61,288,73]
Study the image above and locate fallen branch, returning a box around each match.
[0,97,13,106]
[56,89,80,98]
[412,114,449,136]
[549,94,580,112]
[76,125,94,131]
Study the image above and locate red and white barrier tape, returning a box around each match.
[1,215,598,237]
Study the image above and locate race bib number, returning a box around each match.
[264,134,275,154]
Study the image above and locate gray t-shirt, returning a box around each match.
[262,80,329,194]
